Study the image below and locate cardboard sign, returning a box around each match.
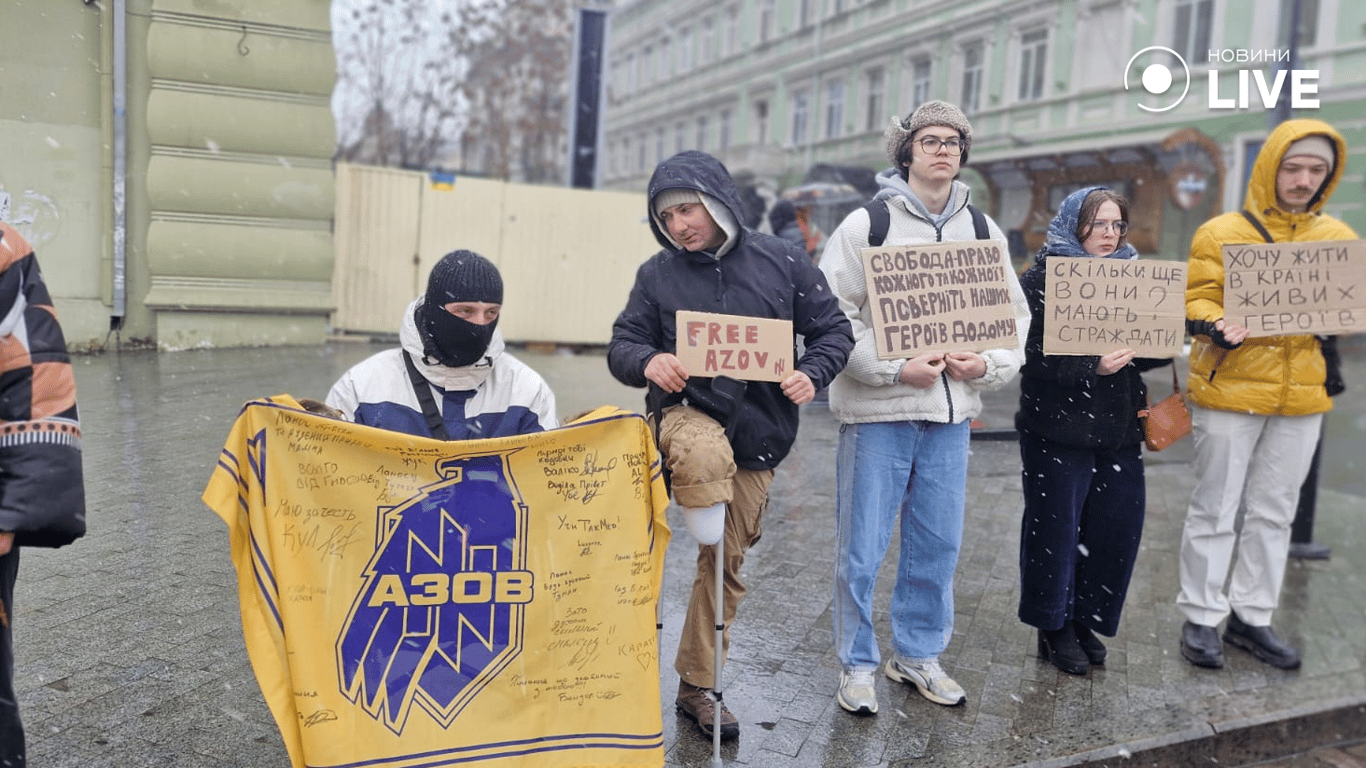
[675,310,794,382]
[861,239,1020,358]
[1222,240,1366,337]
[1043,257,1187,357]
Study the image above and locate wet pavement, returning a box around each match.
[9,340,1366,767]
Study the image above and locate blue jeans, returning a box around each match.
[833,420,969,670]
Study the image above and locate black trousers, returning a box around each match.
[0,546,23,767]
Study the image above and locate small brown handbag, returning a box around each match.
[1138,366,1192,451]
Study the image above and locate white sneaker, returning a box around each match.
[836,669,878,715]
[885,656,966,706]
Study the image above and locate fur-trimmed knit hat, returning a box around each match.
[425,250,503,306]
[884,100,973,168]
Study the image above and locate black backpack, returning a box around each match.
[862,198,989,247]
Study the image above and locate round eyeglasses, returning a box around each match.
[916,137,965,155]
[1092,220,1129,235]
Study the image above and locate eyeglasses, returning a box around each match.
[1091,220,1129,235]
[915,137,965,155]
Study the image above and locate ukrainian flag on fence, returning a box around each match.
[202,397,671,768]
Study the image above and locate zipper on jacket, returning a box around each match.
[940,372,954,422]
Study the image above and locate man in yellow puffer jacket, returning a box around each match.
[1177,119,1356,671]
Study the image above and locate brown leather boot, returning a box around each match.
[675,679,739,740]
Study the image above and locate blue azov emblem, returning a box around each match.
[336,453,532,734]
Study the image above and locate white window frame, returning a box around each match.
[790,88,810,146]
[865,67,885,132]
[960,40,985,114]
[1017,26,1049,102]
[825,78,845,140]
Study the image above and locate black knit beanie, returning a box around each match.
[425,250,503,307]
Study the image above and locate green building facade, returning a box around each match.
[601,0,1366,266]
[0,0,335,350]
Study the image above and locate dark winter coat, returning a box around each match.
[1013,189,1169,450]
[0,222,86,548]
[608,151,853,470]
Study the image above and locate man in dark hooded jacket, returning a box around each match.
[608,150,853,741]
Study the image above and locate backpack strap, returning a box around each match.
[402,350,451,441]
[863,199,890,248]
[1239,209,1275,243]
[863,199,990,246]
[968,204,989,240]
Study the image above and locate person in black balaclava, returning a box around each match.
[326,249,558,439]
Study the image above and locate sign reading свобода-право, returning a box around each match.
[860,239,1019,359]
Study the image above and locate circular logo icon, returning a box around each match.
[1124,46,1190,113]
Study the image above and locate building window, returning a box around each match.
[696,116,709,151]
[1279,0,1318,48]
[720,109,733,152]
[679,27,693,72]
[700,16,715,63]
[829,0,844,16]
[1173,0,1212,64]
[660,38,671,78]
[791,88,810,145]
[626,52,637,94]
[754,100,769,145]
[656,127,666,164]
[825,78,845,139]
[960,41,984,114]
[606,139,616,177]
[675,122,686,153]
[910,56,932,110]
[724,6,739,56]
[642,45,653,85]
[799,0,813,27]
[1018,27,1047,101]
[865,67,885,131]
[759,0,775,43]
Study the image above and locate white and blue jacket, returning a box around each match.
[326,298,558,440]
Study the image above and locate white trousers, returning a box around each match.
[1176,405,1322,627]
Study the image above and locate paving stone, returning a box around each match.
[6,346,1364,767]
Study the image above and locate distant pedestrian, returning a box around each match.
[0,222,88,768]
[819,101,1028,715]
[1177,119,1355,671]
[326,250,557,439]
[768,200,806,250]
[608,150,852,740]
[1015,187,1171,675]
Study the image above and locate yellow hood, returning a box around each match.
[1244,118,1346,217]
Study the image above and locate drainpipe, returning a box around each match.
[111,0,127,331]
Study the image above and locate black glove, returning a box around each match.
[1187,318,1242,350]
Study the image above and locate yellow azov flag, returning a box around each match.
[202,397,671,768]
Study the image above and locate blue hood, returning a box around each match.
[1036,186,1137,262]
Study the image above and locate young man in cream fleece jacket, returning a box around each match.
[818,101,1029,716]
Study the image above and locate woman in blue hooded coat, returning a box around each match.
[1014,187,1170,675]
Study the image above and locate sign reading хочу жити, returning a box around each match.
[860,239,1019,358]
[1222,240,1366,337]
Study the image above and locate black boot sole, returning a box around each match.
[1037,630,1089,675]
[1179,641,1225,669]
[1223,632,1302,670]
